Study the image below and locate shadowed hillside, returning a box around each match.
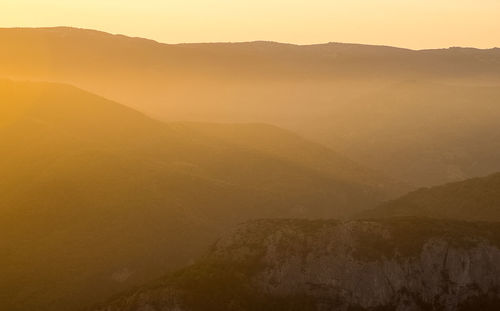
[2,27,500,186]
[169,122,401,191]
[359,172,500,221]
[0,79,397,311]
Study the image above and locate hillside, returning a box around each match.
[309,81,500,186]
[359,172,500,221]
[2,27,500,186]
[170,122,402,191]
[0,79,395,311]
[94,218,500,311]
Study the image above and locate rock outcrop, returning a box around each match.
[95,218,500,311]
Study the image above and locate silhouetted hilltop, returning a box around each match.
[3,27,499,82]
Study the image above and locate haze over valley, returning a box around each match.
[2,27,500,186]
[2,3,500,309]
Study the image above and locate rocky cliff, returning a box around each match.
[95,218,500,311]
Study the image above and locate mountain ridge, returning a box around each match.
[0,79,398,311]
[5,26,499,51]
[3,27,500,186]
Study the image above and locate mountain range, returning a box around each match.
[0,79,398,311]
[2,27,500,186]
[2,27,500,311]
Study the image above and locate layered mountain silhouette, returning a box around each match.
[3,27,500,311]
[360,172,500,221]
[2,27,500,186]
[0,79,397,311]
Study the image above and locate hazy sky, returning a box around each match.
[2,0,499,49]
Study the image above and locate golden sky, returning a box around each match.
[1,0,499,49]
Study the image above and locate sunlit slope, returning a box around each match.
[0,80,393,311]
[2,27,500,187]
[359,172,500,221]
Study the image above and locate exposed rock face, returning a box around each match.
[95,218,500,311]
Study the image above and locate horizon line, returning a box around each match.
[2,26,499,52]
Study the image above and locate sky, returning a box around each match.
[1,0,499,49]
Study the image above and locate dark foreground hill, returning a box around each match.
[2,27,500,186]
[0,79,397,311]
[360,172,500,221]
[94,218,500,311]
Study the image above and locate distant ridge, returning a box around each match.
[1,27,500,187]
[3,26,497,50]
